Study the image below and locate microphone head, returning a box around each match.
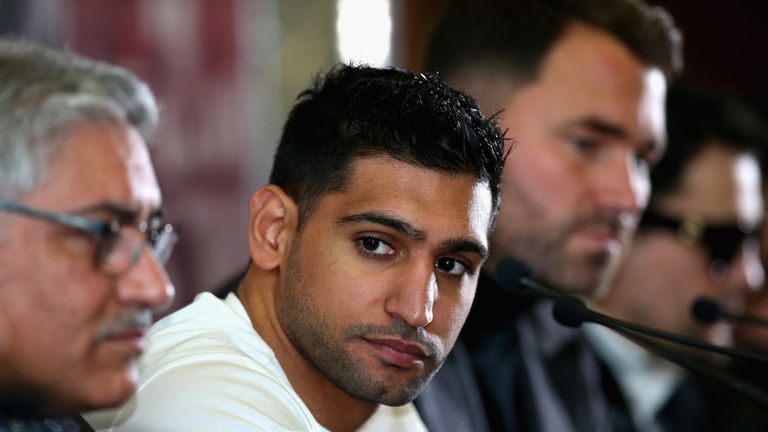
[691,297,724,324]
[495,257,534,294]
[552,299,587,328]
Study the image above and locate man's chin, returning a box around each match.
[346,369,433,407]
[366,384,423,407]
[548,257,615,298]
[74,365,139,412]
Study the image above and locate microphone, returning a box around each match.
[494,257,768,407]
[495,257,534,295]
[550,298,768,407]
[692,297,768,326]
[495,257,585,306]
[495,257,768,364]
[550,299,768,363]
[550,297,587,328]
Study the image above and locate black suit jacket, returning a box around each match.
[417,273,613,432]
[416,273,530,431]
[415,341,491,432]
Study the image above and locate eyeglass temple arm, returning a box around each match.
[0,199,106,234]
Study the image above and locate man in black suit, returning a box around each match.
[0,39,175,431]
[416,0,683,430]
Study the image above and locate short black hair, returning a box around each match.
[269,64,507,226]
[426,0,683,85]
[650,84,768,202]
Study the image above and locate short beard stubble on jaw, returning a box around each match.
[277,240,442,406]
[508,213,624,296]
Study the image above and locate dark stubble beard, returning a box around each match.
[277,243,442,406]
[503,213,626,297]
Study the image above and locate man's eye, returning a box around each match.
[568,136,598,153]
[358,237,395,257]
[633,153,651,171]
[60,229,100,257]
[435,257,469,276]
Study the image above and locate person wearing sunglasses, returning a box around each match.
[0,39,175,430]
[586,84,767,431]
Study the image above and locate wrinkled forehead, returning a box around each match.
[28,124,162,217]
[538,24,669,146]
[325,155,494,242]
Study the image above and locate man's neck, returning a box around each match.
[237,273,377,431]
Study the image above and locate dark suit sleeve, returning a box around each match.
[415,340,491,432]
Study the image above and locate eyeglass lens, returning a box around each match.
[97,224,177,275]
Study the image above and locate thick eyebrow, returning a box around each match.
[440,238,488,260]
[567,117,628,139]
[338,211,488,259]
[567,116,662,159]
[338,212,426,241]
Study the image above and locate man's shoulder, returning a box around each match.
[85,293,324,431]
[143,292,271,367]
[94,353,318,431]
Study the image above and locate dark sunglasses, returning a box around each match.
[639,209,761,277]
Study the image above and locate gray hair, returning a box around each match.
[0,38,159,198]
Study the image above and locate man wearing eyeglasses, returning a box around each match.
[585,85,766,430]
[0,39,175,430]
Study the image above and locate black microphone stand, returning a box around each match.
[692,297,768,327]
[496,257,768,408]
[552,298,768,408]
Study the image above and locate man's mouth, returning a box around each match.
[573,224,622,248]
[96,309,153,349]
[100,328,148,354]
[363,337,430,369]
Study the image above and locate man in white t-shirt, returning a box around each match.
[87,64,507,431]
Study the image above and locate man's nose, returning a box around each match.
[116,247,175,310]
[384,262,437,329]
[591,150,648,216]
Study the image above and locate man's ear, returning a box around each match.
[247,185,298,270]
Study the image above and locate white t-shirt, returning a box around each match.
[85,292,428,432]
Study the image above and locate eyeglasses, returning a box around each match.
[0,198,178,276]
[639,208,761,279]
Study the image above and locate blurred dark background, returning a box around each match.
[1,0,765,312]
[398,0,768,116]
